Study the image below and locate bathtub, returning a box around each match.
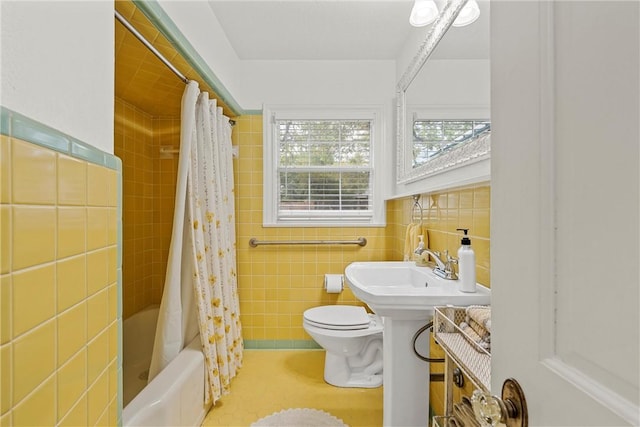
[122,306,211,426]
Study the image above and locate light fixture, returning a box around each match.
[452,0,480,27]
[409,0,439,27]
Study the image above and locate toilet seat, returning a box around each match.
[304,306,371,330]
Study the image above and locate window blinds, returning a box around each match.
[276,119,373,219]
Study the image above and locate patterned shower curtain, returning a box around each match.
[189,91,243,403]
[148,81,242,405]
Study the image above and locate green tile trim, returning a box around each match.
[116,157,123,272]
[106,154,121,171]
[13,114,69,153]
[116,154,123,427]
[244,339,322,350]
[0,108,10,135]
[133,0,249,117]
[0,106,120,171]
[71,140,104,164]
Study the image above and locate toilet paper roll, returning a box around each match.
[324,274,343,293]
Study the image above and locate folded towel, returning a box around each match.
[403,223,415,261]
[460,322,491,351]
[465,305,491,332]
[468,318,490,342]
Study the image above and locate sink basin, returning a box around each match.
[345,261,491,319]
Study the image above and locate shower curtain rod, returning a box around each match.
[115,10,189,84]
[114,10,236,125]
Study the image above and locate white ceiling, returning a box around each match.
[207,0,489,61]
[207,0,417,60]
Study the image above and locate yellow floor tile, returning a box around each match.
[201,350,383,427]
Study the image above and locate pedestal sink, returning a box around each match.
[344,261,490,427]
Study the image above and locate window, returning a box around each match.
[412,119,490,167]
[263,106,385,227]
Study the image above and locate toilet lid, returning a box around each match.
[304,306,371,330]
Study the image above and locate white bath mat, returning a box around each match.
[250,408,348,427]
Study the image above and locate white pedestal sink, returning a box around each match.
[344,261,491,427]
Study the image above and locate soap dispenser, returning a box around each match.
[457,228,476,293]
[414,235,429,266]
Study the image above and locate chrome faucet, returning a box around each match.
[415,247,445,269]
[414,246,458,280]
[440,250,458,280]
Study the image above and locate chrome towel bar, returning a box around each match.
[249,237,367,247]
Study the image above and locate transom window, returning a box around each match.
[263,106,385,227]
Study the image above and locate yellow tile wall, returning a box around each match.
[115,98,180,319]
[152,116,181,311]
[0,135,119,426]
[115,98,154,318]
[387,186,491,287]
[233,116,394,344]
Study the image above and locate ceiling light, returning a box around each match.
[452,0,480,27]
[409,0,439,27]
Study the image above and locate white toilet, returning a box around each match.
[303,305,383,388]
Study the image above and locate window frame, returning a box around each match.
[263,105,386,227]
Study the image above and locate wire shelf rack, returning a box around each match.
[434,306,491,393]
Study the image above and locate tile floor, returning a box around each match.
[201,350,383,427]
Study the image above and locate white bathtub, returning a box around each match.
[122,306,211,426]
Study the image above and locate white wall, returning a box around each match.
[0,1,114,154]
[238,60,395,109]
[156,0,245,108]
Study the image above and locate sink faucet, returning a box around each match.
[441,250,458,280]
[414,246,458,280]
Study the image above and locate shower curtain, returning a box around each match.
[149,81,243,404]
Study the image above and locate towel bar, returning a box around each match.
[249,237,367,247]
